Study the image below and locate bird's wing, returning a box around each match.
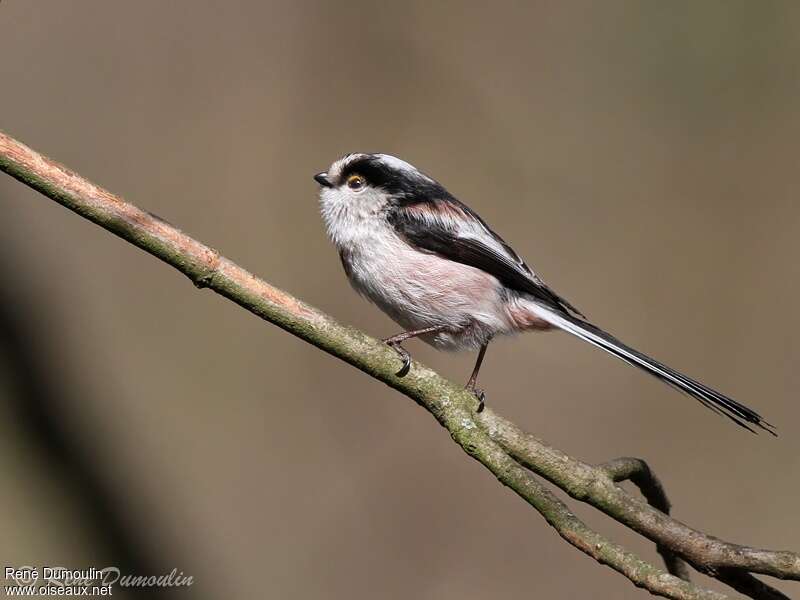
[387,197,583,317]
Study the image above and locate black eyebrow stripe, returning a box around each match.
[338,157,397,189]
[337,155,451,201]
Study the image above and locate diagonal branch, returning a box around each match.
[477,410,799,582]
[1,130,796,600]
[598,459,793,600]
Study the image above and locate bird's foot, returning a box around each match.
[466,384,486,413]
[383,338,412,377]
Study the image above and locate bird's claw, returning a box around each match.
[384,340,412,377]
[395,352,411,377]
[467,386,486,413]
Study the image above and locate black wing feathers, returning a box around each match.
[388,197,584,317]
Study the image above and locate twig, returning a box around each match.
[477,409,799,596]
[716,570,792,600]
[600,457,691,581]
[1,129,797,599]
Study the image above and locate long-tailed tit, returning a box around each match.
[314,153,773,434]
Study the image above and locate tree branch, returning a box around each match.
[600,456,691,581]
[716,570,792,600]
[478,411,799,584]
[1,130,796,599]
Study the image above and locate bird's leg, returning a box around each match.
[465,342,490,412]
[382,325,448,377]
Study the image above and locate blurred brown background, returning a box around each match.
[1,1,798,598]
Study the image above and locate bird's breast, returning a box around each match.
[341,230,507,333]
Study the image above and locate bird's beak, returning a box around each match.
[314,172,333,188]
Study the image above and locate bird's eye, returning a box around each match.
[346,175,365,191]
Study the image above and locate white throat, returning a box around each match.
[318,186,392,249]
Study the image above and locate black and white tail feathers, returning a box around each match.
[532,303,776,435]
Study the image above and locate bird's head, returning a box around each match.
[313,153,440,245]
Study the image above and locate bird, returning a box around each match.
[313,152,774,435]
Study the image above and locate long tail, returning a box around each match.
[530,303,776,435]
